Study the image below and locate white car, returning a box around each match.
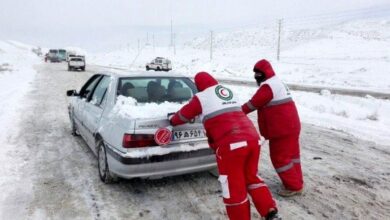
[68,56,86,71]
[66,71,216,183]
[146,57,172,71]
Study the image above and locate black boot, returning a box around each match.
[266,209,282,220]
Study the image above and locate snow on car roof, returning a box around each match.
[103,70,189,79]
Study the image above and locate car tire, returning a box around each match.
[156,67,161,71]
[97,141,117,184]
[81,67,85,71]
[146,66,150,71]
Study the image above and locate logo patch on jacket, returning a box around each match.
[215,85,233,101]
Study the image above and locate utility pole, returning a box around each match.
[277,19,282,61]
[137,39,140,54]
[170,19,173,47]
[173,33,176,56]
[152,34,155,52]
[210,31,213,61]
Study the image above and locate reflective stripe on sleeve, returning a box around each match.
[266,97,293,107]
[292,158,301,163]
[202,106,241,122]
[178,111,190,123]
[275,162,294,173]
[224,197,249,207]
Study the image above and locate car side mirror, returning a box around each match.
[67,90,78,96]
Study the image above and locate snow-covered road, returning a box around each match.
[1,63,389,220]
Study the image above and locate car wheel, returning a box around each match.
[97,141,116,183]
[146,66,150,71]
[156,67,161,71]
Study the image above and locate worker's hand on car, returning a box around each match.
[167,112,175,123]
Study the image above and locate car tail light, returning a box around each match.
[122,134,157,148]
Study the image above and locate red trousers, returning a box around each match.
[269,134,303,191]
[216,140,276,220]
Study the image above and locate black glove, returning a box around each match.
[167,112,175,124]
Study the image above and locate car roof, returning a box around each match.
[102,71,189,79]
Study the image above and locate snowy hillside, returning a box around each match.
[90,18,390,93]
[89,18,390,146]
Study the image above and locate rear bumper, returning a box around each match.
[105,145,217,179]
[69,64,85,68]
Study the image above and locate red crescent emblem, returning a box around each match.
[154,127,172,146]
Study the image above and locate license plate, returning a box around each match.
[172,129,205,141]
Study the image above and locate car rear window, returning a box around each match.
[71,58,83,61]
[118,77,197,103]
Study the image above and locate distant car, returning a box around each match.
[146,57,172,71]
[66,72,216,183]
[66,52,77,62]
[58,49,67,62]
[68,56,86,71]
[48,49,61,63]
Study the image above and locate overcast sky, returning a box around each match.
[1,0,389,50]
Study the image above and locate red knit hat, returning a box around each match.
[253,59,275,80]
[194,71,218,91]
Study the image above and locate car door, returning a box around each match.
[82,75,111,153]
[73,74,103,140]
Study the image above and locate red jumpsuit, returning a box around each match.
[242,59,304,191]
[170,72,277,219]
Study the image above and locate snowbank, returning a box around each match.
[0,40,39,216]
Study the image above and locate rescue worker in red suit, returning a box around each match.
[241,59,304,197]
[169,72,280,220]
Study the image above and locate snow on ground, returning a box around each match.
[0,41,40,217]
[0,17,389,219]
[89,18,390,146]
[0,49,388,219]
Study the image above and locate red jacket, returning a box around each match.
[242,60,301,139]
[171,72,259,149]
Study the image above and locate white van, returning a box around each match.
[146,57,172,71]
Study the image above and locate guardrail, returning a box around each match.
[217,78,390,100]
